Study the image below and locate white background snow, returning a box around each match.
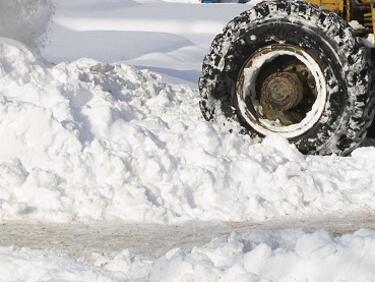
[0,0,375,281]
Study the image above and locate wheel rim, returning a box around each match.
[236,44,326,139]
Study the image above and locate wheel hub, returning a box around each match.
[235,44,327,138]
[260,71,303,112]
[260,71,304,125]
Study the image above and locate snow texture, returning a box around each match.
[1,229,375,281]
[0,0,372,225]
[1,0,375,279]
[41,0,249,87]
[0,40,375,224]
[0,0,53,50]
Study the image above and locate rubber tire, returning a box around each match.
[199,0,374,156]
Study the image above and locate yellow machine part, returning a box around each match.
[305,0,375,38]
[306,0,344,13]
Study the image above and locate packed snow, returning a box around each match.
[2,229,375,281]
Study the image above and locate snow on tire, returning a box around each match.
[199,0,375,156]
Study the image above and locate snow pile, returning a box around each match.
[1,40,375,223]
[1,229,375,281]
[0,0,53,49]
[0,247,150,282]
[149,229,375,281]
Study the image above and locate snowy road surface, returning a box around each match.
[0,213,374,259]
[2,217,375,281]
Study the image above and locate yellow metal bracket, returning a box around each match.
[371,0,375,45]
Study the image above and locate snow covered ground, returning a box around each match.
[1,0,375,280]
[2,229,375,281]
[41,0,248,86]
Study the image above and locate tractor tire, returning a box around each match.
[199,0,374,156]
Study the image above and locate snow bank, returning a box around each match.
[1,229,375,281]
[149,229,375,281]
[0,0,53,49]
[1,40,375,224]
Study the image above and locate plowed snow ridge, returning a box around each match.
[0,40,374,224]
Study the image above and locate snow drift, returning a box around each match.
[1,229,375,281]
[0,0,53,49]
[0,40,375,223]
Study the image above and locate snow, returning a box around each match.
[0,0,53,50]
[2,229,375,281]
[1,0,375,280]
[1,39,375,224]
[148,229,375,281]
[349,20,366,30]
[41,0,249,86]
